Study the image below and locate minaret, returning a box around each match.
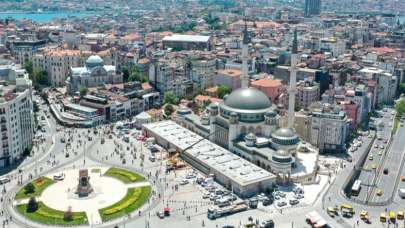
[241,20,250,89]
[287,29,298,129]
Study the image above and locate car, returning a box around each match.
[186,173,196,179]
[374,144,379,148]
[180,179,189,185]
[376,189,384,196]
[149,156,156,162]
[53,173,65,181]
[401,176,405,182]
[156,211,165,219]
[294,194,304,199]
[277,201,287,207]
[289,199,299,205]
[378,151,383,156]
[60,138,66,143]
[0,177,10,184]
[259,219,275,228]
[41,116,45,120]
[202,193,210,199]
[65,153,70,158]
[383,168,389,175]
[346,156,353,162]
[262,198,272,206]
[41,128,46,133]
[371,164,377,170]
[369,155,374,160]
[380,145,384,149]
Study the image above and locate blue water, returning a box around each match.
[0,11,98,22]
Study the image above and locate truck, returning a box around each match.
[207,202,248,220]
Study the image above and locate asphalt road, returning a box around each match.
[371,120,405,203]
[352,109,394,202]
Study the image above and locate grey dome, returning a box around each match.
[224,88,271,111]
[86,55,104,68]
[272,128,297,140]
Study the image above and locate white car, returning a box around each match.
[277,201,287,207]
[53,173,65,181]
[179,179,189,185]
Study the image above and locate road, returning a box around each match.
[353,109,394,203]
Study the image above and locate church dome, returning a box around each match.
[86,55,104,68]
[223,88,271,111]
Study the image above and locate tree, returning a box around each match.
[27,197,38,212]
[24,61,33,75]
[32,69,49,86]
[163,91,179,105]
[24,183,35,194]
[122,66,130,82]
[399,83,405,95]
[125,65,148,83]
[396,97,405,116]
[164,104,174,117]
[216,85,232,98]
[79,87,88,96]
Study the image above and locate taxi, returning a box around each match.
[360,210,369,220]
[398,211,404,220]
[368,155,374,160]
[376,189,383,196]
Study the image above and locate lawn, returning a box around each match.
[15,177,55,200]
[104,167,145,183]
[99,186,151,222]
[16,202,88,225]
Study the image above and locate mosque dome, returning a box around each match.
[271,128,299,145]
[223,87,271,112]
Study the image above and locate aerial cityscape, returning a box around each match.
[0,0,404,228]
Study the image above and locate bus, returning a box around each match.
[351,180,362,196]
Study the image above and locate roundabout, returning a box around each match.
[13,166,152,226]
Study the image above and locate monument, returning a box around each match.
[76,169,93,197]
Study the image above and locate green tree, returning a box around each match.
[216,85,232,98]
[396,97,405,116]
[126,65,148,83]
[27,197,38,212]
[163,91,179,104]
[24,183,35,194]
[122,66,130,82]
[399,83,405,95]
[79,87,88,96]
[24,60,33,75]
[164,104,174,117]
[32,69,49,86]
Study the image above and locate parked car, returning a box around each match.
[383,168,389,175]
[289,199,299,205]
[53,173,65,181]
[277,201,287,207]
[0,177,10,184]
[180,179,189,185]
[259,220,275,228]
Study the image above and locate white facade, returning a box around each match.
[0,85,34,167]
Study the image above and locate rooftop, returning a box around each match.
[162,34,211,43]
[251,78,282,88]
[143,121,275,186]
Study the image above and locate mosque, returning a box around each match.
[176,27,318,184]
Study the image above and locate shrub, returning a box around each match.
[27,197,38,212]
[24,183,35,194]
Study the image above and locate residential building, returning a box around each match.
[251,78,283,103]
[310,103,349,153]
[0,80,34,167]
[214,69,242,90]
[33,49,91,87]
[190,57,217,90]
[10,40,47,66]
[296,80,320,109]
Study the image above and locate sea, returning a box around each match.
[0,11,98,23]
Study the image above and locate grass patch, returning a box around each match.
[104,167,145,183]
[15,177,55,200]
[16,202,88,225]
[99,186,151,222]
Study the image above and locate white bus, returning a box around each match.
[351,180,362,196]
